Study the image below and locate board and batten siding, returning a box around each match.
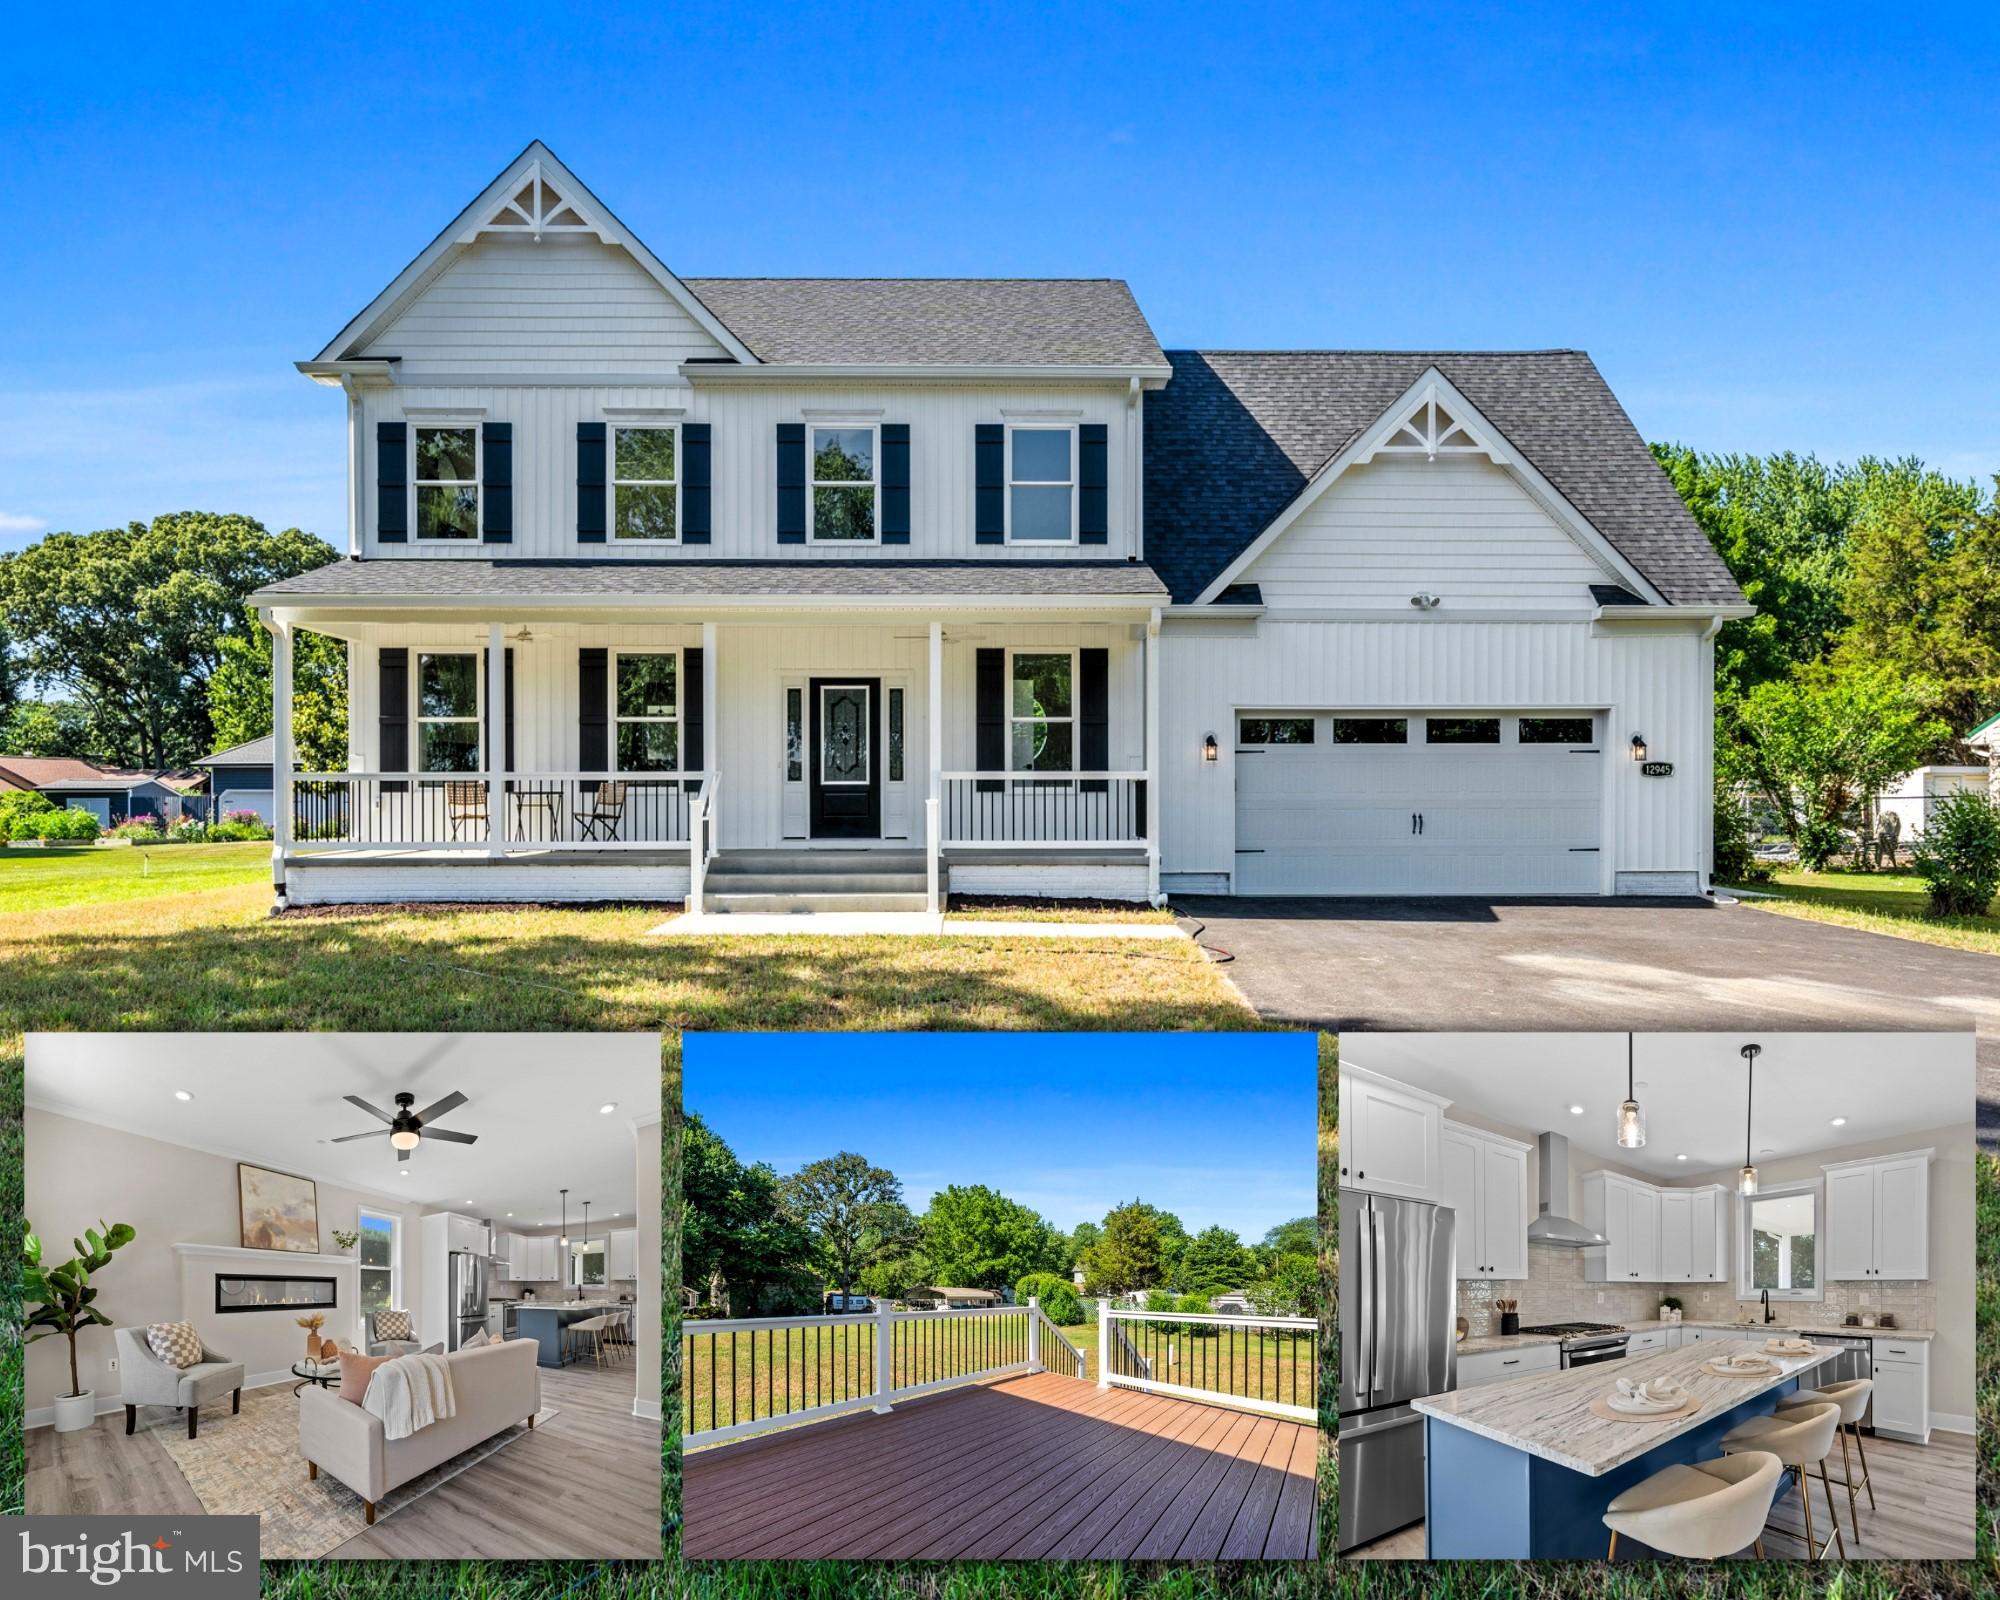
[350,380,1138,561]
[1239,456,1617,610]
[1157,617,1715,892]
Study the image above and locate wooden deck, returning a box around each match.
[682,1370,1319,1560]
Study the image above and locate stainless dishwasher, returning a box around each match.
[1819,1334,1874,1429]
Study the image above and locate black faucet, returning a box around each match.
[1761,1289,1774,1325]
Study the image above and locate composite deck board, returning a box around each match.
[683,1371,1316,1560]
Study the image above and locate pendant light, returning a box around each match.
[559,1188,569,1247]
[581,1201,591,1252]
[1738,1045,1761,1195]
[1614,1032,1646,1149]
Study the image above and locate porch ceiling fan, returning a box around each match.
[333,1091,479,1161]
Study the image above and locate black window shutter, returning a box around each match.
[1079,424,1109,545]
[975,648,1005,792]
[975,424,1004,544]
[683,646,704,783]
[1079,647,1109,792]
[577,423,606,543]
[579,648,608,788]
[682,423,711,544]
[485,649,515,773]
[378,647,409,792]
[482,422,512,544]
[776,423,806,543]
[377,423,407,543]
[881,423,911,544]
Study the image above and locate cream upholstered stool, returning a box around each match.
[1720,1402,1846,1561]
[1778,1379,1874,1544]
[1602,1451,1781,1560]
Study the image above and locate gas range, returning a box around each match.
[1519,1321,1630,1367]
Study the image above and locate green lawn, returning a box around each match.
[1723,867,2000,957]
[0,840,269,911]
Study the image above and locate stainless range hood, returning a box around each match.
[1525,1131,1607,1248]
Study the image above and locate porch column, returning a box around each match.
[487,622,506,857]
[1145,607,1162,904]
[927,620,943,913]
[702,621,718,850]
[268,615,292,900]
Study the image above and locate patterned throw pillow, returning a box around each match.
[374,1310,412,1342]
[461,1329,490,1349]
[146,1321,203,1369]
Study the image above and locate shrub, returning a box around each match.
[209,818,273,842]
[1176,1293,1213,1332]
[0,789,55,839]
[224,808,264,826]
[108,815,166,842]
[1712,789,1756,883]
[1910,790,2000,918]
[167,815,208,843]
[32,807,102,842]
[1014,1272,1080,1325]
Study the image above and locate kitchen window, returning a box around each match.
[1007,426,1076,543]
[1739,1181,1823,1301]
[416,652,481,772]
[612,425,678,541]
[811,425,877,541]
[614,651,679,773]
[413,426,480,541]
[1009,650,1074,772]
[357,1209,399,1315]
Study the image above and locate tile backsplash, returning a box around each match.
[1456,1245,1936,1332]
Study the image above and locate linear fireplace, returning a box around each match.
[214,1273,338,1314]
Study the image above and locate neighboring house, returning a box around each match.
[1208,1292,1257,1316]
[0,757,199,825]
[908,1287,1002,1309]
[1874,765,1988,843]
[251,142,1748,910]
[192,734,278,822]
[1968,712,2000,802]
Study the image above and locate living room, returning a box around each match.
[21,1031,662,1562]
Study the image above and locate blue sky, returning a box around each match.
[683,1033,1315,1240]
[4,6,1996,552]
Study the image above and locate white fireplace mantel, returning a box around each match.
[173,1242,356,1269]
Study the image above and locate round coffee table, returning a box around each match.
[292,1360,341,1396]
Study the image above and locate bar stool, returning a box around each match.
[571,1313,611,1367]
[1778,1379,1874,1544]
[1602,1451,1781,1560]
[1720,1401,1846,1560]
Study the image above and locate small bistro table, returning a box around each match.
[292,1359,342,1396]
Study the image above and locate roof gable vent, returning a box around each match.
[1362,381,1508,465]
[464,161,602,244]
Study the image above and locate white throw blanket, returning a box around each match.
[361,1352,457,1441]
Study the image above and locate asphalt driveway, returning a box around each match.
[1174,895,2000,1148]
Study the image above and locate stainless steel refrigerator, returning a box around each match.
[1338,1192,1454,1553]
[448,1249,489,1352]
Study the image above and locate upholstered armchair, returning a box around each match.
[365,1311,422,1359]
[114,1327,245,1439]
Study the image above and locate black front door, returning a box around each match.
[809,677,881,839]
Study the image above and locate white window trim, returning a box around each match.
[610,647,682,778]
[357,1207,402,1316]
[609,421,682,546]
[412,649,484,774]
[1737,1177,1826,1303]
[1006,646,1079,774]
[411,424,482,544]
[1004,422,1079,546]
[809,421,881,545]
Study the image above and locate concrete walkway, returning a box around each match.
[649,911,1187,939]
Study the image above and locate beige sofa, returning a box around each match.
[298,1338,540,1524]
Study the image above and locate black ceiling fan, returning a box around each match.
[334,1091,478,1161]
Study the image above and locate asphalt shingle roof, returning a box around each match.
[194,735,276,767]
[1143,350,1745,607]
[681,279,1167,368]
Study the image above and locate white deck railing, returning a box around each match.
[290,771,710,851]
[937,772,1149,848]
[688,779,719,913]
[1098,1303,1319,1422]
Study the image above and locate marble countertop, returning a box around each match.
[1413,1338,1841,1476]
[1629,1319,1935,1341]
[1458,1332,1565,1355]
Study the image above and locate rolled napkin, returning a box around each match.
[1611,1376,1686,1408]
[1718,1353,1771,1370]
[1763,1337,1814,1353]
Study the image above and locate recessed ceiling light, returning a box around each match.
[1830,1117,1847,1127]
[598,1102,619,1115]
[506,1212,513,1218]
[1675,1153,1687,1161]
[1568,1105,1584,1116]
[174,1090,193,1102]
[400,1171,409,1178]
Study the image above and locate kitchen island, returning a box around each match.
[1412,1339,1838,1558]
[512,1303,608,1369]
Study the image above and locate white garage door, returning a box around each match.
[1234,712,1604,895]
[217,789,275,822]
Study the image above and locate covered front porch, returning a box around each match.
[258,573,1165,910]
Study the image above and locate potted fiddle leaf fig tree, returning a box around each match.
[24,1219,137,1432]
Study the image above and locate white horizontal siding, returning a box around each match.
[1242,457,1614,610]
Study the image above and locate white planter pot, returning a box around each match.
[53,1389,97,1432]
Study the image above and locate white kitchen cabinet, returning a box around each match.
[1628,1184,1660,1282]
[1626,1327,1671,1355]
[533,1235,560,1281]
[1438,1122,1530,1280]
[1870,1340,1929,1442]
[1582,1170,1656,1282]
[446,1213,485,1255]
[607,1226,637,1281]
[1657,1191,1693,1282]
[1821,1150,1932,1280]
[1456,1343,1560,1389]
[1688,1187,1729,1283]
[1339,1066,1449,1202]
[507,1233,560,1282]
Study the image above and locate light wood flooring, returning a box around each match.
[26,1359,661,1561]
[1343,1428,1974,1561]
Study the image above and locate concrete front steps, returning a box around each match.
[700,848,930,914]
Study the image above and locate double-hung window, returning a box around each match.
[614,651,680,773]
[414,426,480,540]
[1009,650,1075,773]
[416,652,481,772]
[811,426,877,541]
[1739,1181,1822,1301]
[357,1209,400,1315]
[1007,426,1076,543]
[613,426,678,541]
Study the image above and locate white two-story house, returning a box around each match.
[253,143,1748,911]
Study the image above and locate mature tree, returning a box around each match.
[1250,1252,1322,1318]
[0,698,95,758]
[1066,1221,1101,1271]
[0,515,335,767]
[780,1151,903,1301]
[1261,1217,1316,1259]
[1177,1225,1252,1292]
[681,1112,811,1313]
[856,1252,928,1301]
[1082,1200,1167,1294]
[919,1185,1065,1290]
[208,617,350,771]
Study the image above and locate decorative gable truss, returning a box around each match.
[1357,382,1510,465]
[465,161,599,243]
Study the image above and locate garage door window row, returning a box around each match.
[1237,714,1598,748]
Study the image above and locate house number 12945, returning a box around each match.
[1640,761,1674,777]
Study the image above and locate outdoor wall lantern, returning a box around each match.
[1202,733,1219,763]
[1629,734,1648,762]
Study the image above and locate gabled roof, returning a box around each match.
[194,735,275,768]
[680,278,1167,369]
[0,757,200,793]
[1143,350,1746,608]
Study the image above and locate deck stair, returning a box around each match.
[702,848,930,914]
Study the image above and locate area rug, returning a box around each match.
[151,1384,559,1558]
